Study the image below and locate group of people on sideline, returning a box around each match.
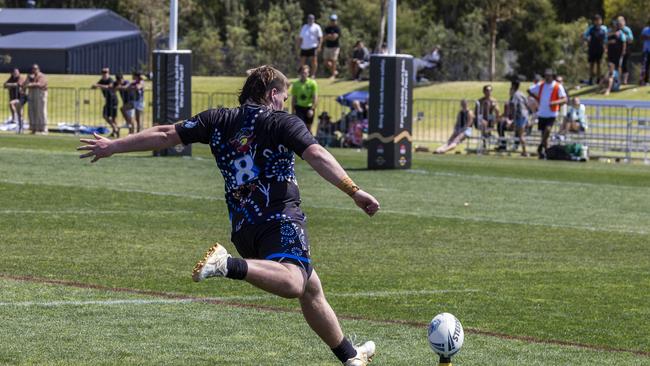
[435,69,586,160]
[4,66,144,137]
[584,14,650,89]
[3,64,48,134]
[92,68,145,137]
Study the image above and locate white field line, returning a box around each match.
[0,209,194,215]
[0,289,480,307]
[0,178,647,235]
[0,299,195,307]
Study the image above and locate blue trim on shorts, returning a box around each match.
[265,253,311,264]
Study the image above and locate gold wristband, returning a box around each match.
[336,176,360,196]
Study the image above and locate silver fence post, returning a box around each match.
[75,88,80,135]
[626,106,632,161]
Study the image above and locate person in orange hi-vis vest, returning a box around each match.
[527,68,567,159]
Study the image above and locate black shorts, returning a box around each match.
[295,105,314,127]
[538,117,556,131]
[588,48,604,63]
[103,103,117,119]
[231,218,313,277]
[608,51,622,66]
[300,48,317,57]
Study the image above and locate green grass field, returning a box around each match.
[40,74,650,101]
[1,133,649,365]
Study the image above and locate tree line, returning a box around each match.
[4,0,648,82]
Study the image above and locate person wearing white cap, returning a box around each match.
[297,14,323,78]
[323,14,341,79]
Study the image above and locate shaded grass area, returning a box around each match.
[1,134,649,364]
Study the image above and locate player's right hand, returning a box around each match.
[77,133,114,163]
[352,190,380,217]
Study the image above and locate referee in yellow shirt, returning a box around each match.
[291,65,318,133]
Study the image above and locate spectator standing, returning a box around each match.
[503,80,530,156]
[4,68,26,133]
[323,14,341,79]
[528,68,567,159]
[607,18,627,77]
[641,19,650,85]
[291,65,318,133]
[129,71,145,132]
[298,14,323,78]
[618,16,634,85]
[475,84,500,151]
[583,15,608,85]
[349,41,370,81]
[434,99,474,154]
[113,73,135,134]
[26,64,48,134]
[92,67,119,137]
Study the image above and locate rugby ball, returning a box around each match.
[427,312,464,358]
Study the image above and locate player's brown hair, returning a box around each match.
[239,65,290,105]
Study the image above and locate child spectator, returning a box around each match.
[600,62,621,95]
[559,97,588,135]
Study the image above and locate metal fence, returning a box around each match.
[2,87,649,160]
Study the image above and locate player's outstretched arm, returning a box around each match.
[302,144,380,216]
[77,125,182,163]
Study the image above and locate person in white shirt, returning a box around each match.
[297,14,323,78]
[527,68,567,159]
[559,97,588,135]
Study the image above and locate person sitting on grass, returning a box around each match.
[600,62,621,95]
[434,99,474,154]
[559,97,588,136]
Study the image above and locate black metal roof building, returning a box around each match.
[0,9,147,74]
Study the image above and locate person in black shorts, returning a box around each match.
[607,18,627,76]
[4,68,27,133]
[113,73,135,134]
[583,14,607,85]
[92,67,119,137]
[77,65,379,366]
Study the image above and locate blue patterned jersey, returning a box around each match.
[174,105,318,232]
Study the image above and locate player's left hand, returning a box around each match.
[352,190,380,217]
[77,133,114,163]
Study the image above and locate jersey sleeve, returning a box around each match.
[528,83,540,97]
[276,113,318,157]
[174,109,219,145]
[558,84,567,99]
